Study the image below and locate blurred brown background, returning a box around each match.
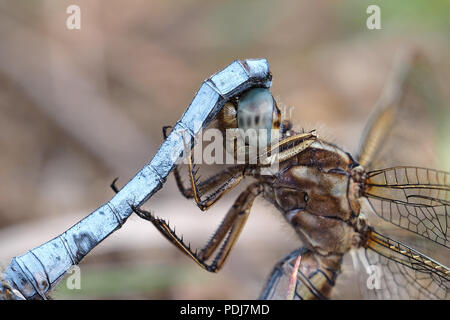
[0,0,449,299]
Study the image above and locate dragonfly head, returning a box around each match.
[218,87,281,161]
[236,88,281,147]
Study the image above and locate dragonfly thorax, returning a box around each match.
[261,140,367,255]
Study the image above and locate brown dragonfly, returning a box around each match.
[116,51,449,299]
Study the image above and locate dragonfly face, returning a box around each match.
[132,53,449,300]
[217,87,282,160]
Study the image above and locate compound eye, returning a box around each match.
[237,88,280,146]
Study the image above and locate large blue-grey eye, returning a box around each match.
[237,88,279,146]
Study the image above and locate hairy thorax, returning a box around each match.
[261,140,368,256]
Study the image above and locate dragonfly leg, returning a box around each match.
[108,181,210,270]
[110,177,120,193]
[186,152,246,211]
[133,182,262,272]
[258,131,317,166]
[162,127,316,211]
[130,206,211,270]
[197,182,263,271]
[183,132,316,211]
[163,125,248,208]
[111,127,247,206]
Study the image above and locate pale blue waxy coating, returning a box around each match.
[237,88,275,146]
[0,58,272,300]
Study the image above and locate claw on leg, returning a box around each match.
[184,143,244,211]
[110,177,120,193]
[127,183,261,273]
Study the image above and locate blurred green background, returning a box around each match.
[0,0,448,299]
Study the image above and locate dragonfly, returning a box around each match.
[124,51,449,300]
[0,58,272,300]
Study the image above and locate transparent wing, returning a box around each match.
[259,250,299,300]
[364,166,450,248]
[363,230,449,299]
[259,248,339,300]
[356,51,450,172]
[259,248,318,300]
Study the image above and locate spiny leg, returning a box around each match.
[111,143,249,214]
[111,176,250,272]
[163,125,247,206]
[109,181,208,270]
[257,130,317,166]
[198,182,263,268]
[110,177,120,193]
[110,166,245,211]
[112,131,316,216]
[186,154,245,211]
[184,131,317,210]
[233,130,317,165]
[192,165,247,198]
[164,125,239,199]
[163,127,316,211]
[110,127,246,210]
[108,126,190,197]
[130,206,208,269]
[133,182,262,272]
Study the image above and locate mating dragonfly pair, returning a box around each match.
[1,54,448,300]
[122,52,449,300]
